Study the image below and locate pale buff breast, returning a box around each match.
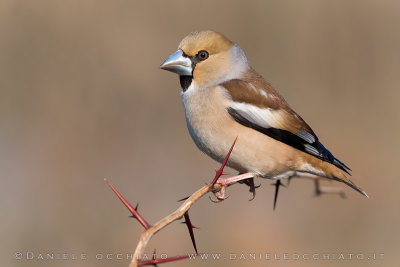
[182,85,302,178]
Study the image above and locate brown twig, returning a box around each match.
[105,138,257,267]
[130,183,216,266]
[287,174,346,198]
[128,174,253,266]
[314,179,346,198]
[106,136,351,266]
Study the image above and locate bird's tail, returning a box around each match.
[320,162,368,198]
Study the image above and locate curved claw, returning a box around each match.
[210,173,255,203]
[209,196,222,203]
[248,183,262,201]
[248,191,257,201]
[217,194,229,201]
[214,187,229,200]
[209,195,229,203]
[239,178,261,201]
[209,184,230,202]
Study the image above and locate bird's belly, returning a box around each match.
[182,86,298,178]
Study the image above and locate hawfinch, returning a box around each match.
[160,30,367,198]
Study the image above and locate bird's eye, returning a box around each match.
[197,50,209,61]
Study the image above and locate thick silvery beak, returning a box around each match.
[160,50,192,76]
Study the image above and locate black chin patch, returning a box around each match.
[180,76,193,92]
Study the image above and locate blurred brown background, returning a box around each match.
[1,1,399,267]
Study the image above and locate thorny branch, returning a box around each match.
[105,137,347,266]
[106,138,257,267]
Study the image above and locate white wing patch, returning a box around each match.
[229,102,319,149]
[304,144,320,155]
[298,130,316,143]
[229,102,286,129]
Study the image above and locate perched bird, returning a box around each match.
[160,30,367,198]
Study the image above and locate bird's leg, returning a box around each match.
[211,172,255,202]
[238,174,261,201]
[314,179,346,199]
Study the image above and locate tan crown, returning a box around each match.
[179,30,234,56]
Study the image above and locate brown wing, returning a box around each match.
[222,69,315,134]
[221,70,351,173]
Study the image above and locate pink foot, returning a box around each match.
[210,173,255,202]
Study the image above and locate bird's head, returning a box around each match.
[160,30,249,90]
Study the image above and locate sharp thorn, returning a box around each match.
[211,137,238,185]
[105,179,151,229]
[183,212,198,254]
[177,196,190,202]
[272,179,282,211]
[138,255,193,266]
[181,221,200,229]
[152,249,158,267]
